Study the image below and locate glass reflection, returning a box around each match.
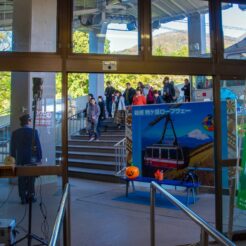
[72,0,139,55]
[222,3,246,60]
[151,0,211,58]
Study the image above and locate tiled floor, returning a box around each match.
[0,178,244,246]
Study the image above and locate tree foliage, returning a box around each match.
[66,31,188,97]
[0,72,11,114]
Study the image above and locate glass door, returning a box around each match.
[220,77,246,238]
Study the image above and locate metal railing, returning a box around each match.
[56,112,84,145]
[150,182,235,246]
[114,138,126,177]
[0,112,11,163]
[49,183,70,246]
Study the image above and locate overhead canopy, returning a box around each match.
[225,37,246,59]
[0,0,241,31]
[73,0,232,31]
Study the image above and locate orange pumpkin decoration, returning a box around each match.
[125,166,139,179]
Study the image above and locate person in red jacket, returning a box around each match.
[132,89,147,105]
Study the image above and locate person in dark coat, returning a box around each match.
[10,114,42,204]
[162,76,175,103]
[123,82,135,106]
[153,90,163,104]
[181,78,191,102]
[104,81,115,118]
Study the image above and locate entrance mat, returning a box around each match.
[112,191,195,209]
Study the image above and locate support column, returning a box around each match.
[188,13,206,57]
[11,0,57,166]
[11,0,32,131]
[89,25,107,98]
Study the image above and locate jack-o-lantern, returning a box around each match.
[125,166,139,179]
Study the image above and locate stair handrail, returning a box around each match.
[0,112,11,162]
[114,137,126,147]
[150,181,235,246]
[56,111,84,145]
[49,183,70,246]
[0,110,10,128]
[114,138,126,177]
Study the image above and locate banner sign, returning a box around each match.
[36,111,52,127]
[132,102,215,185]
[131,101,235,186]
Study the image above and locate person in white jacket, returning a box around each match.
[113,91,126,129]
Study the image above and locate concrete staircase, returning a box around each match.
[56,119,125,182]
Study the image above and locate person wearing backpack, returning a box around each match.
[162,76,175,103]
[104,81,115,118]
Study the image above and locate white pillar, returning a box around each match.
[188,13,206,57]
[89,25,107,99]
[11,0,57,166]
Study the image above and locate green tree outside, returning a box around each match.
[0,72,11,114]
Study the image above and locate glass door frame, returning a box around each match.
[214,75,246,239]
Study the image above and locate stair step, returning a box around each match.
[68,139,119,146]
[68,167,120,183]
[58,119,124,183]
[71,135,124,141]
[56,145,115,154]
[80,129,125,135]
[73,133,125,137]
[56,150,115,157]
[67,158,116,171]
[56,151,115,161]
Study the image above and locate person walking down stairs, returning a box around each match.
[113,91,126,129]
[87,98,101,141]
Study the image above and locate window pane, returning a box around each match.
[192,76,213,101]
[161,149,168,158]
[151,0,211,58]
[0,71,62,164]
[0,0,57,52]
[153,149,159,158]
[72,0,139,55]
[169,149,176,159]
[146,148,152,157]
[220,79,246,160]
[222,3,246,60]
[221,79,246,234]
